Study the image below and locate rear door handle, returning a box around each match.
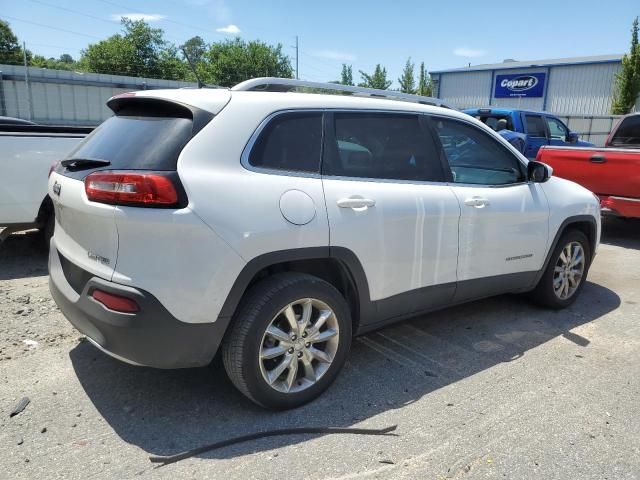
[464,196,490,208]
[337,196,376,209]
[590,155,607,163]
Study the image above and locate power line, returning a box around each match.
[3,15,103,40]
[92,0,219,38]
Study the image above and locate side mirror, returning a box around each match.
[528,161,552,183]
[567,131,579,143]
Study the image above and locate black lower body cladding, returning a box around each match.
[49,241,229,368]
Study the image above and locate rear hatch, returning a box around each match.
[49,91,226,280]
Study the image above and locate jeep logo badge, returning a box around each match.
[53,181,62,196]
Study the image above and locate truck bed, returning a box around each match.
[537,145,640,218]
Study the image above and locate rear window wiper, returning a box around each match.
[61,158,111,170]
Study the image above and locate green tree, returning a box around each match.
[612,17,640,114]
[358,64,392,89]
[417,62,433,97]
[79,18,185,79]
[181,36,206,65]
[398,57,416,94]
[30,53,77,70]
[0,19,28,65]
[340,64,354,85]
[200,37,293,87]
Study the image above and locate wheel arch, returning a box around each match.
[534,214,598,287]
[217,247,372,335]
[35,195,54,227]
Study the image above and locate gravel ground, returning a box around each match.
[1,219,639,479]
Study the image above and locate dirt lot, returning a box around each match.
[1,219,639,479]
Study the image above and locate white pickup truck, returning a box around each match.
[0,117,92,244]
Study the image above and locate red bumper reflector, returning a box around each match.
[92,289,139,313]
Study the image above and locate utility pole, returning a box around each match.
[22,42,33,121]
[295,36,299,79]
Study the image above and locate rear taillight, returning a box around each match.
[84,171,178,207]
[91,289,139,313]
[49,161,59,178]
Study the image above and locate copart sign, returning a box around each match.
[494,72,546,98]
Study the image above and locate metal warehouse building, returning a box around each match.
[431,54,626,115]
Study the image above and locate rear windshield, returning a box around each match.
[66,115,193,170]
[609,116,640,147]
[473,115,514,132]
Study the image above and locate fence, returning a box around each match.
[558,115,622,146]
[0,64,196,126]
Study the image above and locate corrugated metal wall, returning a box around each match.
[0,64,196,125]
[437,71,492,109]
[546,63,621,115]
[437,61,624,115]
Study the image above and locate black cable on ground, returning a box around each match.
[149,425,398,466]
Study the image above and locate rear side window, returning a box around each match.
[433,117,525,185]
[68,116,193,171]
[610,115,640,146]
[249,112,322,173]
[525,115,547,137]
[325,112,445,182]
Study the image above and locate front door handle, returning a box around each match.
[590,154,607,163]
[464,196,490,208]
[337,196,376,209]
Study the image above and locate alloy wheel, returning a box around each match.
[553,241,585,300]
[259,298,340,393]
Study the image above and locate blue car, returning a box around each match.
[463,108,594,158]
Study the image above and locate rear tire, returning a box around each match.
[37,214,54,251]
[222,273,352,410]
[531,229,591,309]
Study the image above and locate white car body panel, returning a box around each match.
[111,205,245,324]
[450,183,549,281]
[1,134,82,225]
[48,172,118,280]
[322,178,460,300]
[541,176,601,253]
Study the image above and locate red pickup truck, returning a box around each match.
[536,113,640,218]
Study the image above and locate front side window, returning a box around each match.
[525,114,547,138]
[432,117,525,185]
[325,112,445,182]
[546,117,569,140]
[249,112,322,173]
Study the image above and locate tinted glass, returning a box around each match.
[546,117,568,140]
[525,115,547,137]
[249,112,322,173]
[68,115,193,170]
[474,115,514,131]
[433,117,525,185]
[326,113,444,182]
[610,115,640,146]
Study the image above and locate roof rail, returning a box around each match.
[232,77,452,109]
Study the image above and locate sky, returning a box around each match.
[2,0,639,87]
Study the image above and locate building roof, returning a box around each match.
[431,54,623,74]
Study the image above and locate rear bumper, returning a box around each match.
[599,195,640,219]
[49,241,230,368]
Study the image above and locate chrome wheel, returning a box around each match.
[259,298,340,393]
[553,241,585,300]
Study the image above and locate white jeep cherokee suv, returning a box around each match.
[48,78,600,409]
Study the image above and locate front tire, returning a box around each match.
[531,229,591,309]
[222,273,352,409]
